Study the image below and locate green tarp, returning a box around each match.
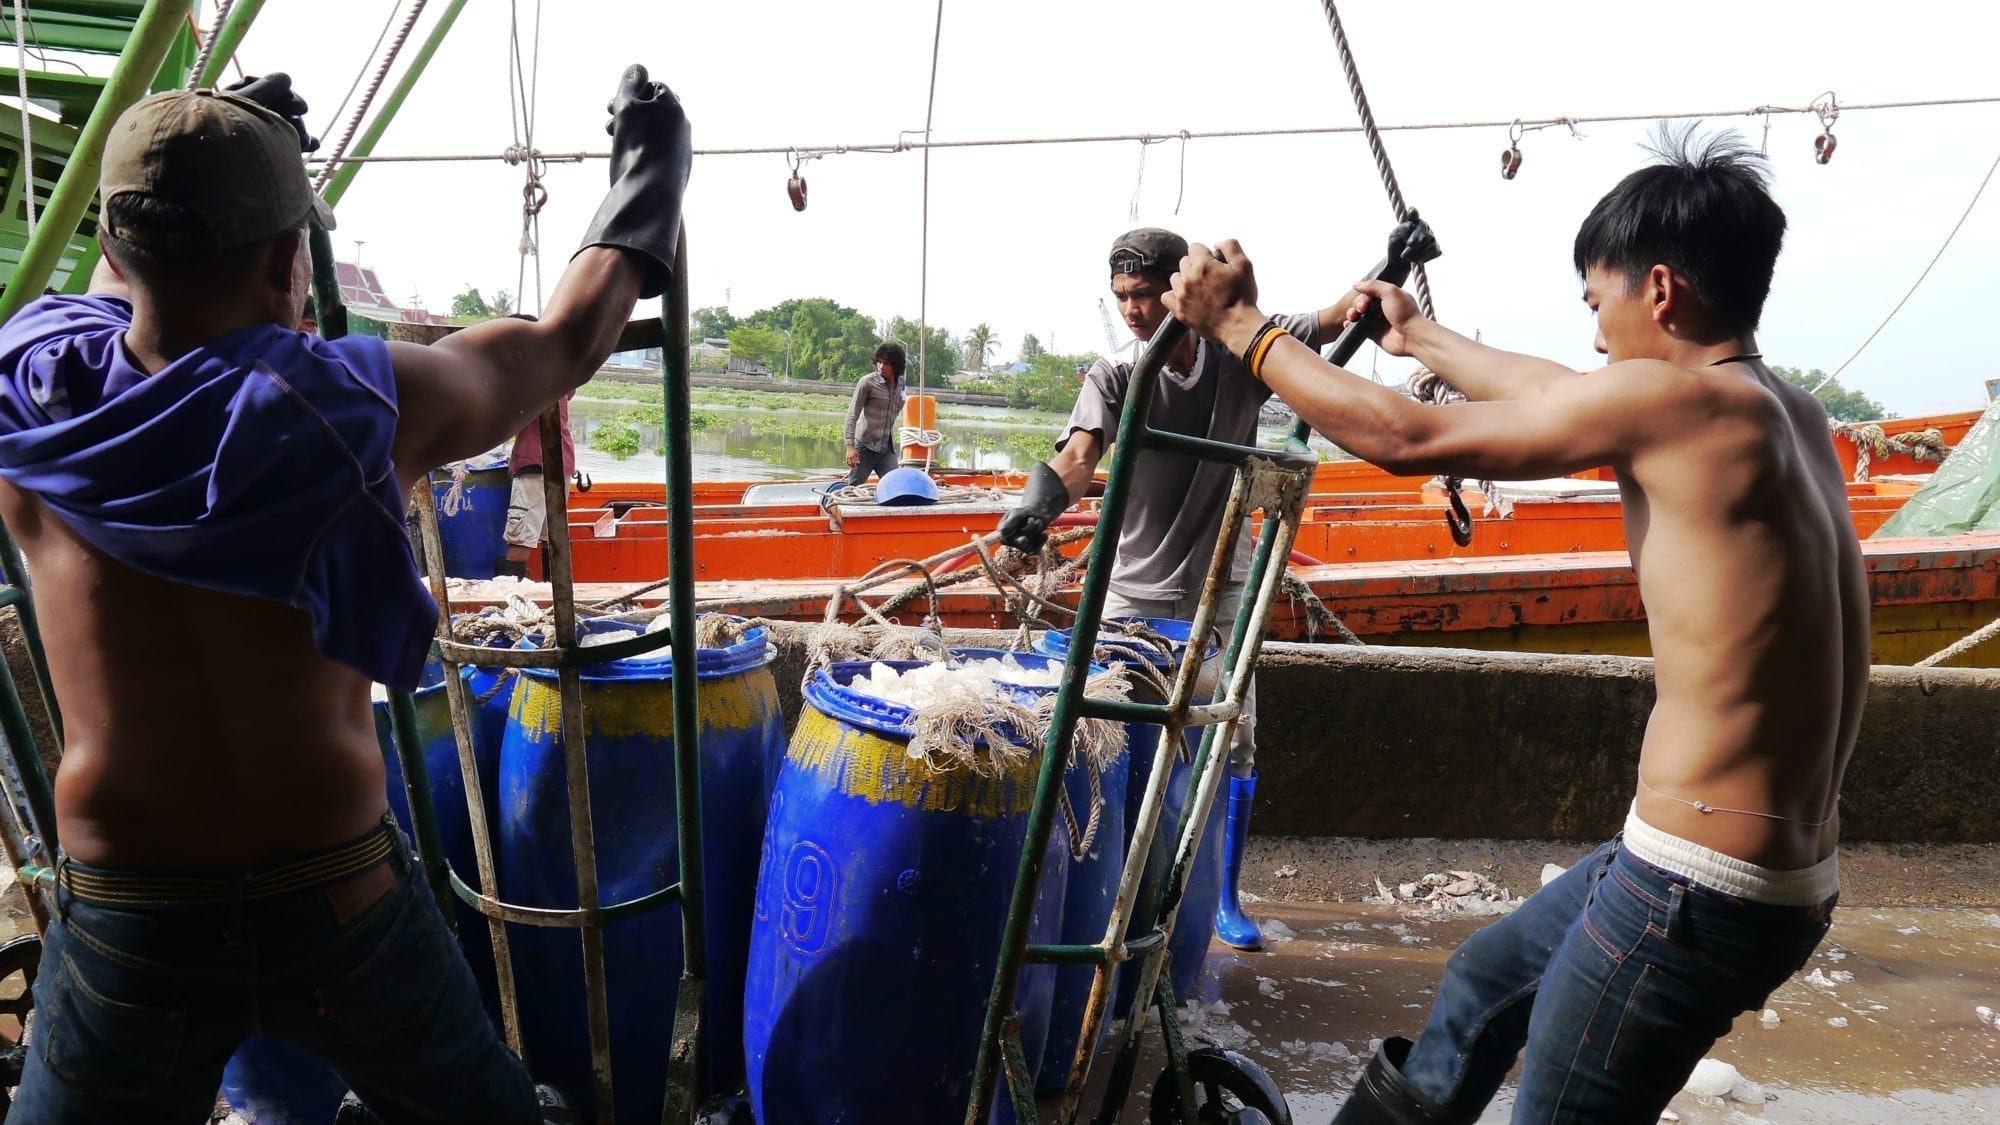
[1873,403,2000,538]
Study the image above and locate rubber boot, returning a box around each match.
[1214,771,1263,950]
[337,1083,575,1124]
[494,558,528,579]
[1329,1037,1475,1124]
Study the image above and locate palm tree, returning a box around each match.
[963,323,997,372]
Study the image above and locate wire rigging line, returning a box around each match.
[313,0,428,191]
[1814,144,2000,392]
[916,0,945,394]
[10,0,31,235]
[308,94,2000,169]
[315,0,403,146]
[506,0,547,315]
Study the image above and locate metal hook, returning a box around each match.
[1508,119,1525,147]
[1445,479,1474,546]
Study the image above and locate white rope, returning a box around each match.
[186,0,235,90]
[916,0,945,393]
[1813,144,2000,392]
[309,95,2000,166]
[1915,612,2000,668]
[507,0,546,316]
[12,0,33,236]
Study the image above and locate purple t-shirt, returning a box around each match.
[0,295,437,689]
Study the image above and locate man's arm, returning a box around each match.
[1169,241,1699,481]
[843,378,867,467]
[1337,281,1582,400]
[389,248,641,489]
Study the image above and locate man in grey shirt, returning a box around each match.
[998,227,1358,951]
[843,341,910,485]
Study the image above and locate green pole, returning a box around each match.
[0,0,198,327]
[193,0,272,88]
[319,0,469,210]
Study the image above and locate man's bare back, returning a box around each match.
[0,485,387,868]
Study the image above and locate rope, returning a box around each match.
[310,94,2000,166]
[1814,144,2000,392]
[11,0,32,236]
[1915,613,2000,669]
[313,0,428,192]
[185,0,235,90]
[1316,0,1432,319]
[1830,421,1947,482]
[507,0,547,314]
[916,0,945,393]
[435,462,473,515]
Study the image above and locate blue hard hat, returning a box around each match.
[876,467,940,506]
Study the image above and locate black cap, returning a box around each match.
[1109,227,1188,278]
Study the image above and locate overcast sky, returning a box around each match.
[229,0,2000,415]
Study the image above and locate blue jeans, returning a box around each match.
[1400,836,1835,1122]
[15,830,536,1124]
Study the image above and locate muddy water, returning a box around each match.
[1114,901,2000,1122]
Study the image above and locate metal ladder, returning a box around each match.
[966,221,1441,1124]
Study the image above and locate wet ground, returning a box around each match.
[1085,840,2000,1123]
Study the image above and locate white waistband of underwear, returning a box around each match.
[1622,803,1839,906]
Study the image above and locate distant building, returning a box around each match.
[333,261,443,326]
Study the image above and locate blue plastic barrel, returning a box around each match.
[220,1036,349,1124]
[500,618,782,1121]
[1037,618,1226,1012]
[375,660,514,1019]
[430,456,512,580]
[742,658,1071,1125]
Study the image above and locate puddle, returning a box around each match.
[1100,901,2000,1122]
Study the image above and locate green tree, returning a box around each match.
[1004,353,1096,412]
[1774,365,1890,423]
[692,305,739,340]
[726,324,789,372]
[747,298,881,381]
[963,323,997,371]
[885,315,960,382]
[450,286,494,319]
[1019,333,1046,362]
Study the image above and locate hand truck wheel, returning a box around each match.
[1149,1045,1291,1124]
[0,931,43,1099]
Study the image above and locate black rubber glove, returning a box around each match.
[997,461,1072,553]
[576,64,691,300]
[224,73,318,152]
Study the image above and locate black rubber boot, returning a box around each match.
[535,1083,578,1124]
[1329,1037,1475,1124]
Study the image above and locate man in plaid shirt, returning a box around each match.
[843,341,909,484]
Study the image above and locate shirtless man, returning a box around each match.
[0,67,687,1122]
[1166,130,1862,1121]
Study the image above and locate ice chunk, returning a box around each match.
[1683,1058,1739,1099]
[1260,919,1297,944]
[1804,967,1852,988]
[1827,1016,1849,1028]
[1976,1005,1996,1025]
[1540,863,1567,887]
[1758,1008,1781,1028]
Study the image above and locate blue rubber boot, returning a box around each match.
[1214,771,1263,951]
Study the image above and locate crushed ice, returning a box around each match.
[850,656,1062,709]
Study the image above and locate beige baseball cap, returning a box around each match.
[100,88,335,254]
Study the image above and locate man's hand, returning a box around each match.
[997,462,1073,553]
[576,64,692,300]
[224,73,318,152]
[845,445,860,469]
[1344,280,1429,358]
[1165,240,1266,356]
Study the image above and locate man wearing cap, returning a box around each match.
[997,229,1358,953]
[0,65,687,1123]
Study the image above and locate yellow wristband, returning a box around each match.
[1248,327,1285,380]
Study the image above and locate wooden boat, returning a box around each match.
[549,410,1983,586]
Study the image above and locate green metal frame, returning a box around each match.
[966,224,1443,1122]
[383,229,711,1125]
